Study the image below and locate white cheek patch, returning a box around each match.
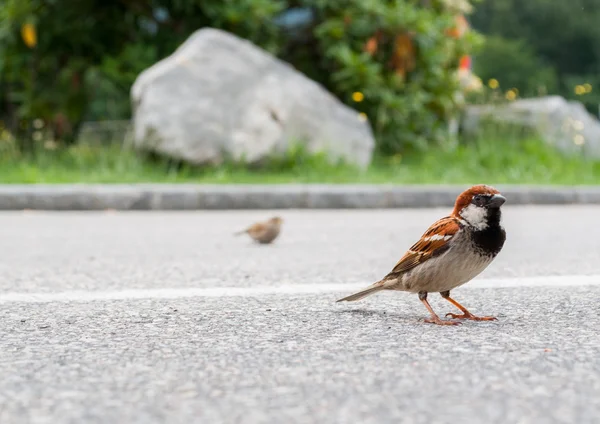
[423,234,453,242]
[459,203,489,230]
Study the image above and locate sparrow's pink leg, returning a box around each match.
[440,291,497,321]
[419,292,461,326]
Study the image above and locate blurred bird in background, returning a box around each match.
[235,216,283,244]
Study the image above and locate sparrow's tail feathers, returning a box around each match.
[336,284,384,302]
[233,229,247,236]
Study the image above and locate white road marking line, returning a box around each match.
[0,275,598,304]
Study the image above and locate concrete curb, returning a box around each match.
[0,184,599,210]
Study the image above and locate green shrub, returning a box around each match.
[282,0,483,154]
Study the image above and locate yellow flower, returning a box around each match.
[488,78,499,89]
[390,153,402,165]
[505,89,517,101]
[583,83,593,93]
[575,85,586,95]
[21,23,37,48]
[352,92,364,102]
[357,112,368,122]
[0,129,15,143]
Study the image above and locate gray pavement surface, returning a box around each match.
[1,206,600,423]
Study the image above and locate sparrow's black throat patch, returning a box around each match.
[470,207,506,257]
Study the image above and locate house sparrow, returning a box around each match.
[235,216,283,244]
[337,185,507,325]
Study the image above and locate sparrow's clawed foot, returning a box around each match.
[419,292,461,326]
[424,316,462,326]
[440,291,497,322]
[445,312,497,321]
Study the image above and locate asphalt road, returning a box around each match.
[1,206,600,424]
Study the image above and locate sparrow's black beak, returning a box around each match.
[488,194,506,208]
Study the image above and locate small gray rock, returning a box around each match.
[131,28,375,168]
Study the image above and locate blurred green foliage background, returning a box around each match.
[1,0,599,184]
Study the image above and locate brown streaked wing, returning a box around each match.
[384,216,462,278]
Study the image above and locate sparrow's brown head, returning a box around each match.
[452,185,506,230]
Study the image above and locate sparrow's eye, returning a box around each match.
[472,194,487,207]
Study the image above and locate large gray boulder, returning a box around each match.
[131,28,375,168]
[462,96,600,157]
